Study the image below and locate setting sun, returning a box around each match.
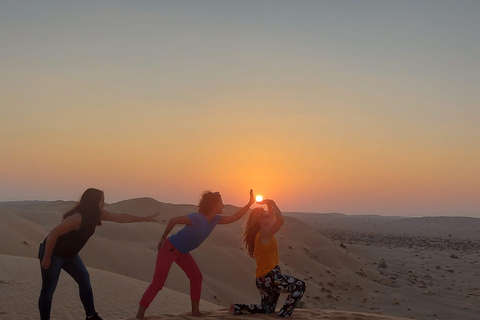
[256,195,263,202]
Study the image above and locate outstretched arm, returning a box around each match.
[101,209,159,223]
[218,189,255,225]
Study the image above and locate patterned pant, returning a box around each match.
[233,266,306,317]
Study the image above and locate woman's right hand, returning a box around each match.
[157,238,166,251]
[144,212,160,222]
[41,256,51,270]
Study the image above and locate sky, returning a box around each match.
[1,1,479,217]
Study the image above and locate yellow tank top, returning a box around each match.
[254,231,279,278]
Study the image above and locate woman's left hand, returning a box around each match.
[157,238,166,250]
[248,189,255,204]
[144,212,160,222]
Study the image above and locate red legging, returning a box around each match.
[139,238,203,308]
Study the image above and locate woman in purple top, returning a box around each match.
[136,189,255,319]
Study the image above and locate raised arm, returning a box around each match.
[157,215,192,249]
[218,189,255,225]
[266,201,275,220]
[259,200,284,238]
[101,209,159,223]
[42,213,82,270]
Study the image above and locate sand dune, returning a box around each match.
[1,200,372,310]
[1,199,479,320]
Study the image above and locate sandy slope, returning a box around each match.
[0,254,411,320]
[121,309,413,320]
[0,200,372,311]
[0,254,221,320]
[1,199,479,320]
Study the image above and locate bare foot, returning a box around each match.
[229,303,235,315]
[191,311,205,317]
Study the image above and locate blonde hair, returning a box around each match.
[243,207,265,258]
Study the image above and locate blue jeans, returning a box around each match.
[38,243,96,320]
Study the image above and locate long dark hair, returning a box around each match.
[243,207,265,258]
[63,188,103,226]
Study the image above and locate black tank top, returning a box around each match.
[43,211,98,258]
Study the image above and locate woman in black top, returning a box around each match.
[39,188,159,320]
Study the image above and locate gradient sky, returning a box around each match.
[1,1,479,217]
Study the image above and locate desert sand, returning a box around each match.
[120,309,412,320]
[0,254,221,320]
[0,254,410,320]
[1,199,479,319]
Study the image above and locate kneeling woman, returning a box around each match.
[231,199,306,317]
[39,188,159,320]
